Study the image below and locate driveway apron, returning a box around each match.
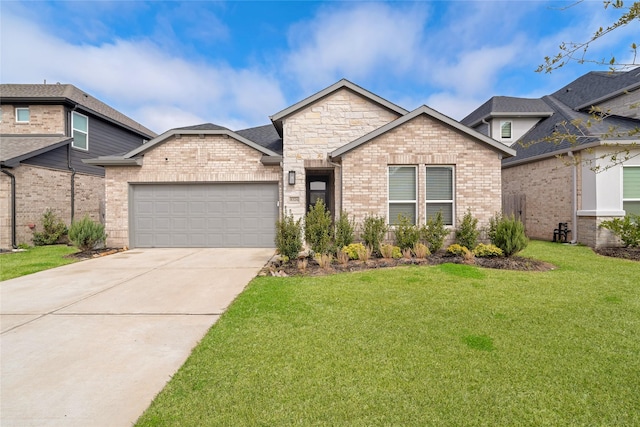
[0,248,273,427]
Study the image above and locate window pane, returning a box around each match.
[426,203,453,225]
[73,112,88,132]
[623,201,640,216]
[623,167,640,199]
[389,167,416,201]
[73,131,88,150]
[501,121,512,138]
[426,167,452,200]
[390,203,415,225]
[16,108,29,122]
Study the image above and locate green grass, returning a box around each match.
[0,245,79,281]
[136,242,640,426]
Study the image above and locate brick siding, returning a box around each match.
[104,134,281,247]
[1,104,66,134]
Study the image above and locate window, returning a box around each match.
[426,166,454,226]
[623,166,640,216]
[500,121,512,139]
[388,166,416,225]
[15,107,30,123]
[72,111,89,150]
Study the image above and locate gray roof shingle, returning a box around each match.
[0,84,157,138]
[235,124,283,155]
[551,69,640,109]
[0,134,72,166]
[461,96,553,127]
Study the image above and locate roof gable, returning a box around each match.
[0,134,72,167]
[269,79,408,136]
[331,105,516,158]
[461,96,553,128]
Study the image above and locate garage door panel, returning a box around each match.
[131,183,277,248]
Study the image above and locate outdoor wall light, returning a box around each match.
[288,170,296,185]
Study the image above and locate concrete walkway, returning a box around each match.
[0,248,274,427]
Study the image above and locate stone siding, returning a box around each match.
[502,156,578,242]
[598,90,640,119]
[0,164,103,248]
[104,134,281,247]
[282,88,401,219]
[1,104,66,134]
[341,114,503,235]
[576,215,620,248]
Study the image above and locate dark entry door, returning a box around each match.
[306,172,333,216]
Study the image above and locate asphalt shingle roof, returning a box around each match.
[0,83,157,138]
[551,69,640,109]
[235,124,283,155]
[0,134,72,165]
[461,96,553,127]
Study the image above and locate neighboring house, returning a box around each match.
[87,79,515,249]
[0,83,157,249]
[462,69,640,248]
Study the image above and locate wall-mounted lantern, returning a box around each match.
[288,170,296,185]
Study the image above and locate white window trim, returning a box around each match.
[15,107,29,123]
[72,111,89,151]
[623,165,640,213]
[500,120,512,139]
[426,165,455,227]
[388,165,418,226]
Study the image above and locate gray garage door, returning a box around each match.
[131,183,278,248]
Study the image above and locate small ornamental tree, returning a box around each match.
[275,212,303,261]
[361,214,388,256]
[394,214,420,251]
[304,199,333,254]
[455,209,479,250]
[422,211,449,253]
[491,214,528,257]
[32,209,68,246]
[335,211,355,250]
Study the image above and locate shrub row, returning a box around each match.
[31,209,106,251]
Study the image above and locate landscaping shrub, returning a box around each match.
[599,214,640,247]
[446,244,470,257]
[32,209,67,246]
[488,212,502,244]
[305,200,333,254]
[343,243,366,260]
[492,214,528,256]
[473,243,504,257]
[394,214,420,250]
[380,244,401,259]
[275,212,303,261]
[335,211,355,250]
[455,209,479,250]
[68,215,106,252]
[422,211,449,253]
[356,244,373,262]
[412,242,430,259]
[336,249,349,265]
[315,253,333,270]
[362,214,388,256]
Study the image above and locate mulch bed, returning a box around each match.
[263,253,556,277]
[64,247,127,260]
[595,246,640,261]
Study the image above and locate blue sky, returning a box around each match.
[1,1,637,133]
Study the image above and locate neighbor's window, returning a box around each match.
[500,121,512,139]
[623,166,640,216]
[388,166,416,225]
[426,166,454,226]
[15,107,30,123]
[72,111,89,150]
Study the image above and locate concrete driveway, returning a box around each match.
[0,247,274,427]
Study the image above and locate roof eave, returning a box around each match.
[502,140,605,168]
[576,81,640,111]
[82,157,143,166]
[260,155,282,165]
[467,112,554,128]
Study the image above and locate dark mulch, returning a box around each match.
[595,246,640,261]
[264,253,555,277]
[65,247,127,260]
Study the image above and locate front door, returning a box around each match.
[306,171,334,216]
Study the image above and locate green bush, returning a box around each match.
[304,200,333,254]
[68,215,106,252]
[343,243,366,260]
[488,212,502,244]
[599,214,640,247]
[32,209,68,246]
[362,214,388,256]
[473,243,504,258]
[275,212,303,261]
[446,244,471,257]
[492,214,528,256]
[335,211,355,250]
[394,214,420,250]
[422,211,449,253]
[455,209,479,250]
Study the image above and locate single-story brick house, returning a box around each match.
[462,69,640,248]
[87,79,515,248]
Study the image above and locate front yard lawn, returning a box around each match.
[0,245,79,281]
[136,242,639,426]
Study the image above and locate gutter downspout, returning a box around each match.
[568,151,578,244]
[67,144,76,223]
[481,118,491,138]
[1,168,18,249]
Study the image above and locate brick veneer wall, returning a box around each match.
[0,164,103,248]
[282,88,401,219]
[502,155,580,242]
[1,104,66,134]
[340,114,504,236]
[104,134,281,248]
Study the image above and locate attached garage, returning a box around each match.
[130,183,278,248]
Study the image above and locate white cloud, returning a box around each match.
[0,11,286,133]
[285,3,428,89]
